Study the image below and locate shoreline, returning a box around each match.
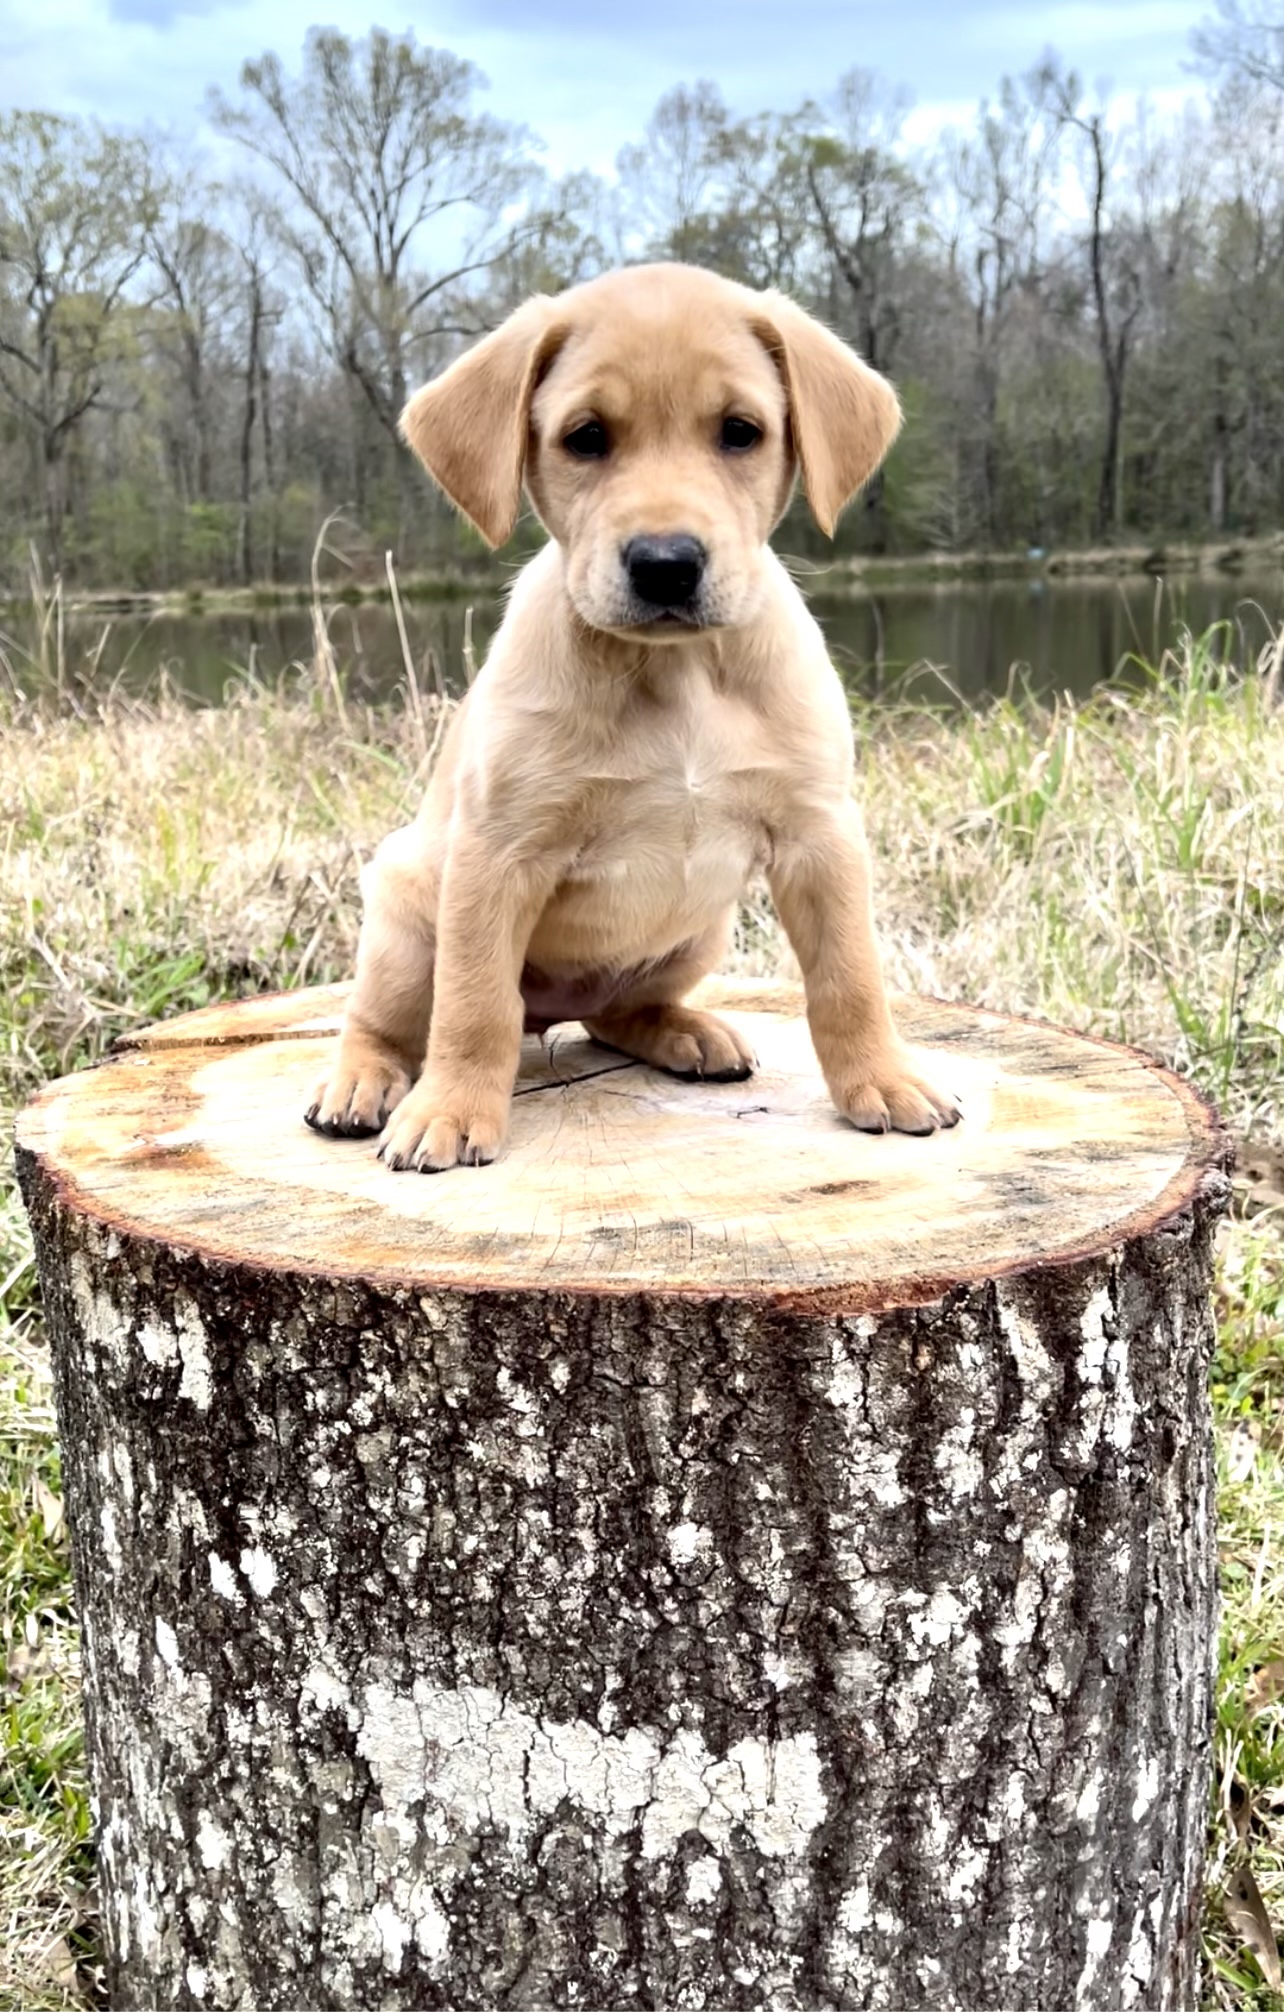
[2,533,1281,619]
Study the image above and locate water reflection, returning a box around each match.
[8,567,1281,710]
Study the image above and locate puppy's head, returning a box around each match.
[401,264,901,640]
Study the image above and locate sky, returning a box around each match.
[0,0,1214,175]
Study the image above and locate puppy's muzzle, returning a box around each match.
[623,534,707,614]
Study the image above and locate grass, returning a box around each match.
[0,608,1281,2006]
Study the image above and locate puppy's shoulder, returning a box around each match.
[494,538,565,637]
[744,550,843,694]
[467,541,578,701]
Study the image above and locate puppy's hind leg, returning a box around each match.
[583,915,755,1083]
[306,834,437,1139]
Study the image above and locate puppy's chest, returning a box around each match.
[565,714,776,891]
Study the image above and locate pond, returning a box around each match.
[5,565,1282,709]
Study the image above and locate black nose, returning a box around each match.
[623,534,706,610]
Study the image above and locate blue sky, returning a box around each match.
[0,0,1212,173]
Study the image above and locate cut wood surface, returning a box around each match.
[19,977,1221,1307]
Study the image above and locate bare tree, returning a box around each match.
[802,71,919,375]
[1061,95,1142,540]
[0,112,156,571]
[145,162,238,505]
[1195,83,1284,530]
[1053,84,1197,538]
[614,82,731,262]
[472,171,611,319]
[939,61,1066,543]
[708,112,818,292]
[792,74,921,547]
[211,29,544,461]
[1193,0,1284,88]
[218,187,284,585]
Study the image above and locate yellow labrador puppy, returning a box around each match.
[307,262,959,1171]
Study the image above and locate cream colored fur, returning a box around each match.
[307,262,959,1171]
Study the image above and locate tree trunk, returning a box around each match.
[258,355,281,583]
[41,425,64,578]
[1080,111,1128,546]
[239,275,262,587]
[186,333,211,504]
[16,979,1229,2012]
[1096,373,1123,541]
[1210,411,1229,535]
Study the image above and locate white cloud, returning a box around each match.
[0,0,1212,180]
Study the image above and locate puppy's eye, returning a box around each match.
[563,420,610,459]
[720,416,762,452]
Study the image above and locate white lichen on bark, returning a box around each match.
[356,1679,828,1865]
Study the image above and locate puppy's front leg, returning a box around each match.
[378,834,557,1172]
[307,828,438,1138]
[768,801,960,1135]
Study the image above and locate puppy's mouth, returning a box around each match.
[624,602,708,633]
[577,596,720,641]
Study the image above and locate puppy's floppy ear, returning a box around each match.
[399,297,567,549]
[751,294,901,537]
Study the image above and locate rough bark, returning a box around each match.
[15,981,1229,2012]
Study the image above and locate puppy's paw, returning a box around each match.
[587,1006,756,1083]
[831,1046,961,1137]
[378,1077,509,1173]
[305,1039,412,1140]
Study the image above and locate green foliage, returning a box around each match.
[957,693,1077,858]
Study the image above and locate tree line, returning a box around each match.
[0,1,1281,591]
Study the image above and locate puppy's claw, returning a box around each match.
[317,1111,384,1140]
[307,1047,413,1140]
[672,1060,756,1084]
[720,1061,757,1083]
[833,1050,961,1138]
[378,1088,507,1173]
[587,1006,756,1083]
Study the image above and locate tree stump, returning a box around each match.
[16,979,1230,2012]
